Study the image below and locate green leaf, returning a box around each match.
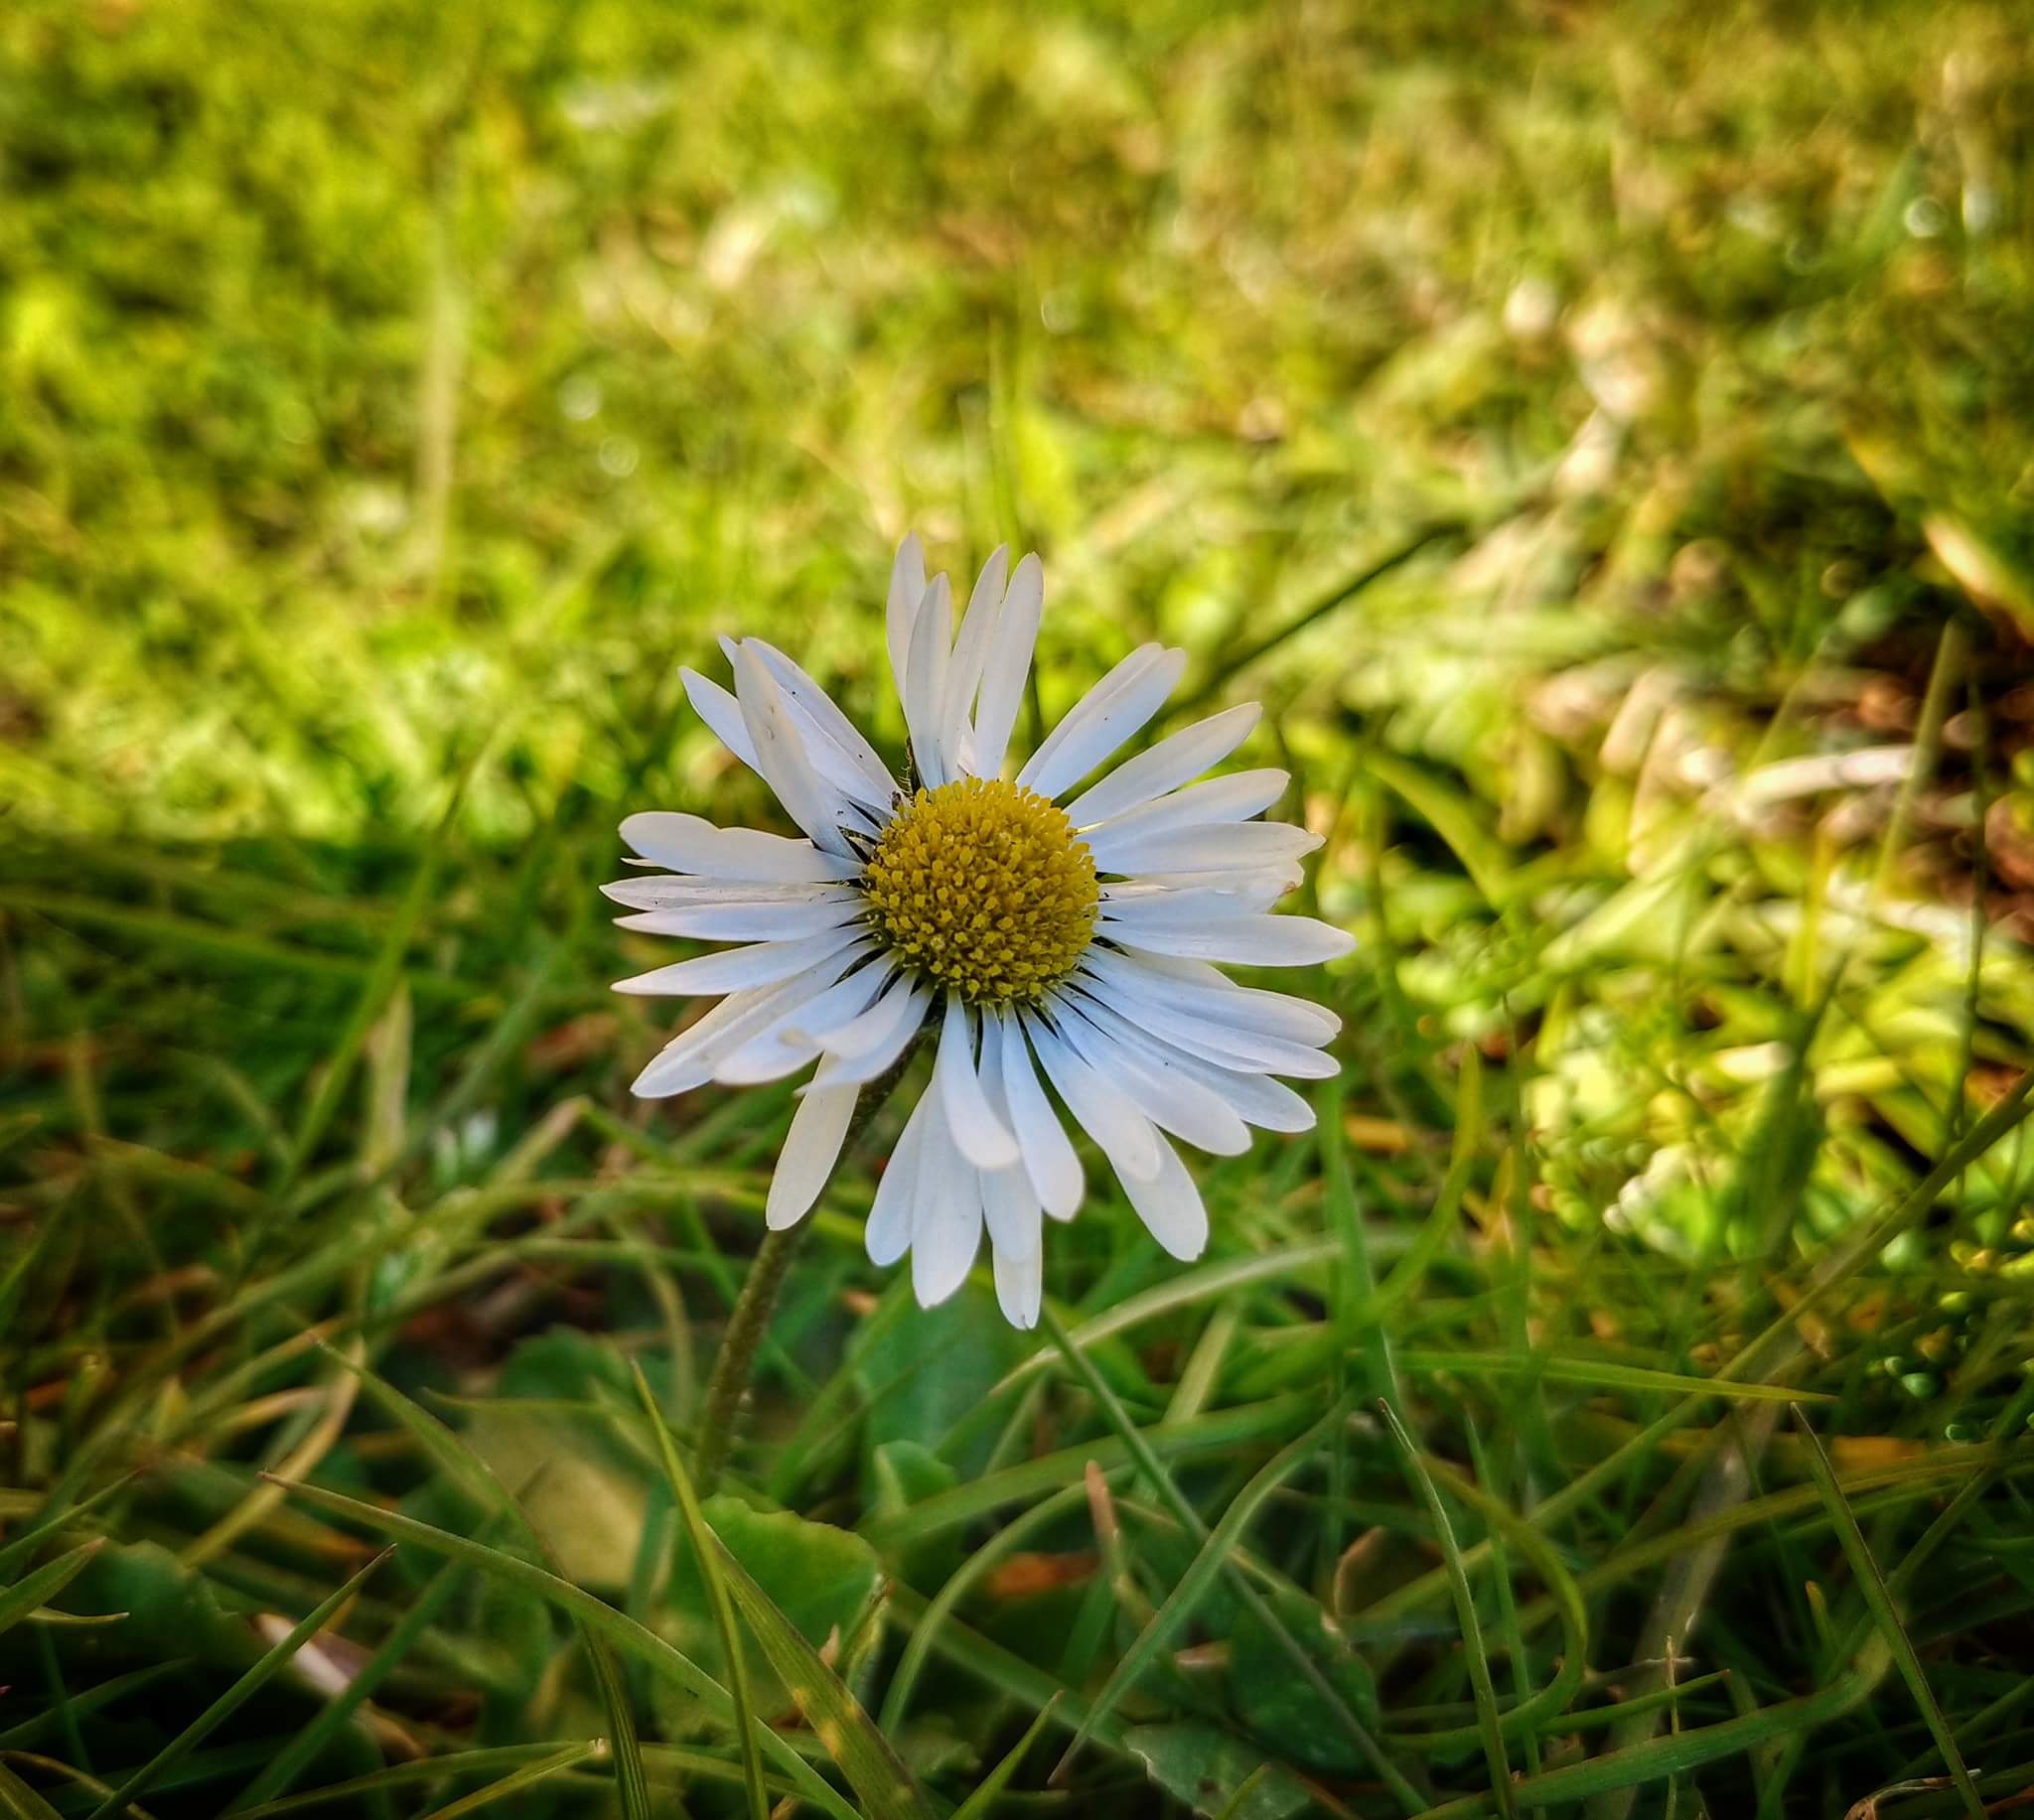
[1123,1724,1322,1820]
[856,1287,1029,1472]
[1365,750,1512,907]
[708,1530,940,1820]
[1230,1590,1381,1779]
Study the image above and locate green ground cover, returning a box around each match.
[4,0,2034,1813]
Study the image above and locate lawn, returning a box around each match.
[4,0,2034,1814]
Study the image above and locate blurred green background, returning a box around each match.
[5,0,2034,1815]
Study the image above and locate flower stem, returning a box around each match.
[692,1026,931,1493]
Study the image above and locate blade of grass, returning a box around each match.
[878,1480,1093,1735]
[224,1551,470,1813]
[0,1763,63,1820]
[1390,1352,1831,1405]
[1038,1308,1425,1814]
[1790,1406,1982,1817]
[275,826,443,1195]
[707,1534,940,1820]
[83,1547,392,1820]
[0,1541,106,1640]
[1321,1077,1402,1411]
[861,1391,1319,1552]
[1052,1396,1354,1778]
[629,1362,769,1820]
[950,1698,1061,1820]
[319,1346,653,1820]
[1408,1653,1888,1818]
[1380,1402,1516,1819]
[413,1742,603,1819]
[262,1476,856,1820]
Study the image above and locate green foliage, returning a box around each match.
[5,0,2034,1814]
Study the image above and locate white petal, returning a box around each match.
[1092,820,1321,878]
[910,1095,982,1307]
[614,926,867,997]
[1110,912,1355,967]
[714,960,895,1084]
[1098,886,1287,929]
[732,643,855,856]
[780,959,899,1048]
[867,1089,932,1266]
[886,532,928,707]
[619,812,857,883]
[631,986,777,1098]
[1089,948,1341,1043]
[1087,768,1290,842]
[904,574,953,789]
[1018,645,1188,802]
[991,1242,1043,1330]
[941,545,1008,775]
[603,878,850,910]
[631,949,868,1097]
[812,979,934,1086]
[614,896,861,941]
[995,1009,1085,1218]
[1062,704,1263,829]
[1052,1002,1250,1157]
[1119,1131,1208,1261]
[681,668,762,770]
[767,1082,860,1229]
[737,636,897,809]
[1024,1011,1162,1182]
[1117,865,1303,898]
[1073,960,1338,1078]
[969,553,1043,779]
[1060,985,1318,1130]
[936,997,1019,1172]
[1118,871,1293,915]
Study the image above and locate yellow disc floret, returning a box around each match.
[863,777,1098,1005]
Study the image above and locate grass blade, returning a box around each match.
[225,1552,470,1813]
[263,1475,856,1820]
[0,1764,63,1820]
[951,1698,1061,1820]
[1380,1402,1515,1819]
[1039,1308,1425,1814]
[629,1361,769,1820]
[322,1345,653,1820]
[0,1541,106,1640]
[413,1741,603,1818]
[1790,1405,1982,1817]
[708,1535,939,1820]
[83,1546,392,1820]
[1053,1397,1352,1776]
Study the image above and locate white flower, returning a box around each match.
[609,535,1353,1328]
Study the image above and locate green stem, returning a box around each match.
[693,1025,931,1493]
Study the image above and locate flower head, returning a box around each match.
[609,535,1353,1327]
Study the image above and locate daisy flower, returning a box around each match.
[609,536,1352,1328]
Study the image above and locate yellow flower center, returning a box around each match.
[862,777,1098,1006]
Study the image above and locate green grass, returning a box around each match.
[5,0,2034,1813]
